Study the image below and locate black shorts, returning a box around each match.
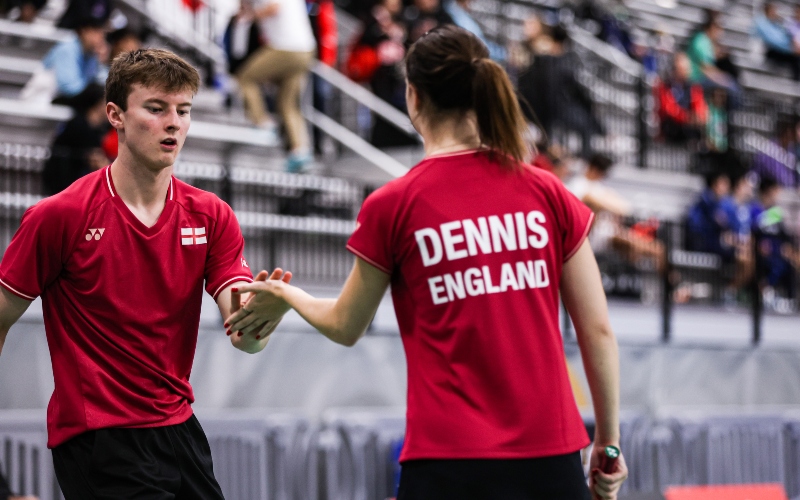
[52,414,224,500]
[397,452,591,500]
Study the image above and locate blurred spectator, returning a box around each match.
[0,467,37,500]
[98,28,141,161]
[722,174,754,248]
[444,0,505,61]
[223,1,264,75]
[687,170,731,256]
[531,141,569,181]
[2,0,46,22]
[44,16,108,101]
[57,0,112,30]
[567,153,665,273]
[518,26,604,158]
[719,174,755,305]
[656,53,707,145]
[402,0,453,45]
[686,169,758,302]
[353,0,415,148]
[705,87,728,152]
[751,176,799,308]
[42,83,109,195]
[307,0,337,154]
[508,15,553,75]
[687,11,740,100]
[754,1,800,81]
[752,118,799,188]
[107,27,141,61]
[787,4,800,49]
[237,0,317,172]
[308,0,337,68]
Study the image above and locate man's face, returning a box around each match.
[78,27,106,54]
[113,84,192,172]
[674,54,691,81]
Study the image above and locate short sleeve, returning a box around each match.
[346,186,398,274]
[552,180,595,262]
[205,201,253,299]
[0,202,69,300]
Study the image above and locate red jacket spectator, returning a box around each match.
[308,0,338,66]
[656,80,707,126]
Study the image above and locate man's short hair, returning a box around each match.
[758,175,779,196]
[106,48,200,111]
[587,153,614,174]
[74,16,106,31]
[703,170,725,187]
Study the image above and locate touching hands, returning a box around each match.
[225,268,292,353]
[588,444,628,500]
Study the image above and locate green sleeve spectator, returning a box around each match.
[687,32,715,82]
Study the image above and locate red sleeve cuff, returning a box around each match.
[346,244,391,274]
[0,277,37,301]
[564,212,595,263]
[211,275,254,300]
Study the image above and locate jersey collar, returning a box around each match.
[105,165,174,201]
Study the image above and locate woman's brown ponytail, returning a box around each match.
[406,25,530,166]
[472,58,529,164]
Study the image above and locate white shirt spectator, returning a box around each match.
[256,0,316,52]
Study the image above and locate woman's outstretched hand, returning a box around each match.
[225,269,293,341]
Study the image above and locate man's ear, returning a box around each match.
[107,102,124,130]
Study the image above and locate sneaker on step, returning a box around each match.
[286,151,312,173]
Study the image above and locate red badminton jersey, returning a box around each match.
[0,166,253,448]
[347,150,594,461]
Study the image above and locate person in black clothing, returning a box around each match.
[359,0,417,147]
[42,83,109,195]
[518,25,603,158]
[57,0,112,30]
[222,0,263,76]
[402,0,454,46]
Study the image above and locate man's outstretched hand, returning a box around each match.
[226,268,292,353]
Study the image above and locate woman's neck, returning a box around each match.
[421,113,482,157]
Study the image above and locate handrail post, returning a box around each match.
[221,145,234,206]
[637,71,648,169]
[661,220,673,342]
[751,233,763,345]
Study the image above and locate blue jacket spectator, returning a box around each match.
[755,13,792,52]
[754,2,800,80]
[444,0,505,61]
[43,17,107,99]
[686,171,731,257]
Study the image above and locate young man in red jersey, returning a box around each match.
[0,48,289,499]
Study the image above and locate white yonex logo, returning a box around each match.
[86,228,105,241]
[241,258,249,268]
[181,227,207,246]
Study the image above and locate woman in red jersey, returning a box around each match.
[228,24,627,500]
